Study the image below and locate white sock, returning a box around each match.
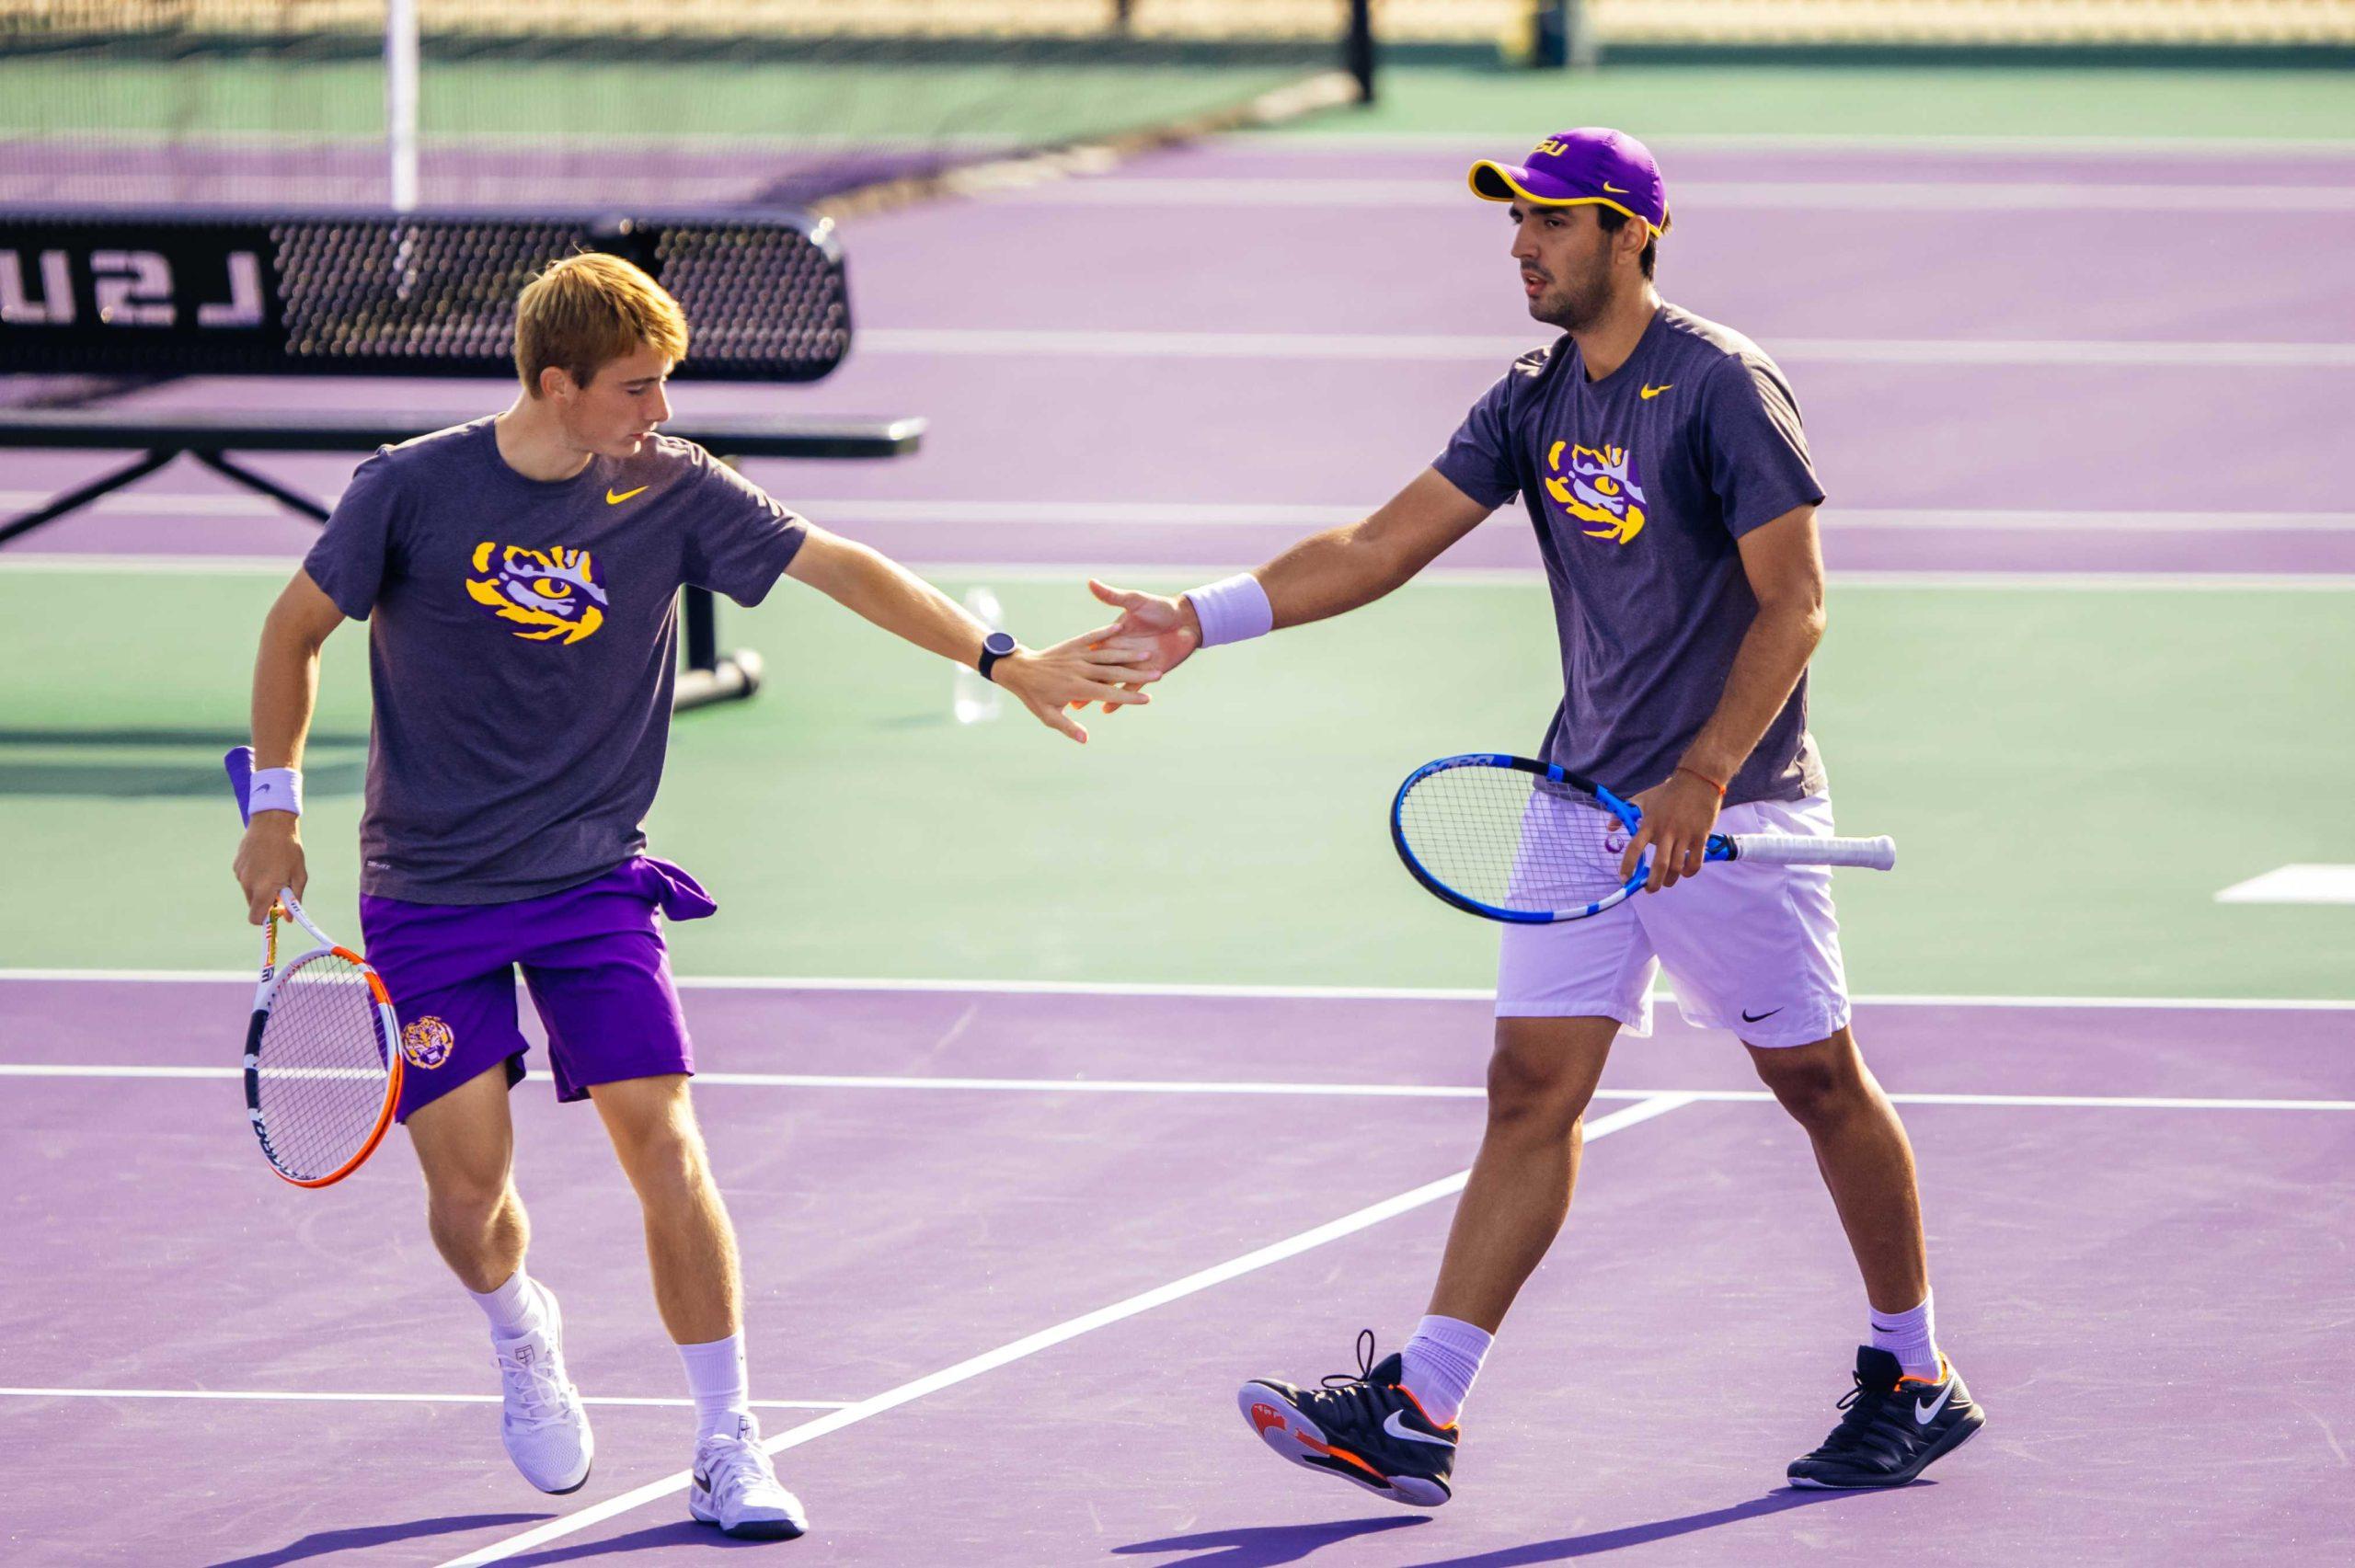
[679,1333,752,1445]
[1399,1314,1491,1428]
[1869,1291,1942,1382]
[468,1271,542,1339]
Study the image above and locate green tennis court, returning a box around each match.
[6,567,2349,996]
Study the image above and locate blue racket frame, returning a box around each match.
[1389,753,1647,924]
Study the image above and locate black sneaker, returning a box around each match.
[1237,1331,1457,1507]
[1787,1346,1985,1489]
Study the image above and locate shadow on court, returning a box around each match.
[0,727,364,798]
[206,1511,552,1567]
[1402,1486,1889,1563]
[499,1519,793,1563]
[1116,1515,1431,1565]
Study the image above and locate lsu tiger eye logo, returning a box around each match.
[401,1015,454,1070]
[1545,441,1647,544]
[465,544,608,643]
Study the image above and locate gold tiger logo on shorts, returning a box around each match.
[401,1015,455,1070]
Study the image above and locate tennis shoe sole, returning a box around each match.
[1236,1381,1449,1508]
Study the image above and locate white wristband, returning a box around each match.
[1182,573,1274,649]
[248,767,303,818]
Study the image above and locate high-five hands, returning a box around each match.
[1087,580,1200,679]
[994,622,1160,742]
[1071,580,1202,715]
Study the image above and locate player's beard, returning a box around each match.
[1530,249,1614,332]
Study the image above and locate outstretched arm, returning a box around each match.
[784,526,1154,742]
[1088,468,1496,681]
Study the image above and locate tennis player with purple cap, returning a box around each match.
[1089,128,1982,1503]
[1466,125,1673,235]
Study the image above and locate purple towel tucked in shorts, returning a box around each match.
[360,854,715,1120]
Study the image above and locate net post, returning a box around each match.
[1527,2,1597,71]
[386,0,420,210]
[1565,0,1600,71]
[684,586,718,673]
[1346,0,1376,104]
[673,456,764,711]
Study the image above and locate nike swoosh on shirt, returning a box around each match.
[606,486,649,504]
[1383,1410,1454,1448]
[1639,383,1672,400]
[1914,1381,1957,1425]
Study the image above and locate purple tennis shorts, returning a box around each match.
[358,855,718,1123]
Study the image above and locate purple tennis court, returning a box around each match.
[5,979,2352,1564]
[9,141,2354,578]
[7,50,2355,1566]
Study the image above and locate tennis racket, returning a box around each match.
[1391,753,1897,924]
[225,746,403,1187]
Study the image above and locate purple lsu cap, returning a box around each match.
[1468,128,1671,235]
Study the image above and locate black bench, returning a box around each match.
[0,207,924,709]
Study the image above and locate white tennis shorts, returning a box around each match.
[1494,793,1852,1048]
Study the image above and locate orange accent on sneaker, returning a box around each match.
[1249,1402,1286,1436]
[1394,1382,1460,1434]
[1897,1356,1952,1388]
[1293,1434,1385,1481]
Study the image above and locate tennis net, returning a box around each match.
[0,1,1376,212]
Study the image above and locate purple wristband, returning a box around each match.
[1182,574,1273,649]
[247,767,303,818]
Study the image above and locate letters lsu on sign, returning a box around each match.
[0,246,264,329]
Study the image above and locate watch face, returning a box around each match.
[982,630,1018,658]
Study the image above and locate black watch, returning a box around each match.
[976,629,1018,683]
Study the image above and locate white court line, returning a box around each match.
[433,1092,1694,1567]
[3,970,2351,1009]
[0,1388,845,1409]
[856,327,2355,368]
[1245,132,2355,157]
[2216,864,2355,905]
[3,1063,2349,1113]
[3,555,2351,591]
[997,178,2355,212]
[638,503,2355,534]
[11,492,2355,535]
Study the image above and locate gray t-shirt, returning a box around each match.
[1433,304,1829,806]
[304,417,808,904]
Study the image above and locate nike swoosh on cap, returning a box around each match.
[1383,1410,1454,1448]
[1603,182,1629,193]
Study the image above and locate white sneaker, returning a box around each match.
[491,1282,593,1494]
[689,1414,808,1540]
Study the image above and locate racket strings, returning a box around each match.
[1401,769,1632,912]
[256,950,393,1180]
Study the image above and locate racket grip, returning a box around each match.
[1725,832,1897,871]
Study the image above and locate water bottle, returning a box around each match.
[952,585,1005,726]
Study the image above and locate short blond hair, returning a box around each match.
[514,252,690,395]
